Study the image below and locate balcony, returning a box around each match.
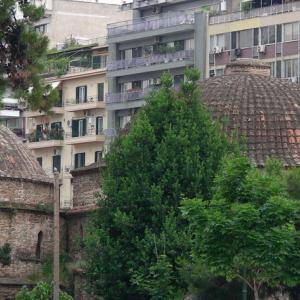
[106,89,150,104]
[107,49,194,76]
[27,129,64,149]
[24,106,64,118]
[209,1,300,25]
[107,12,194,41]
[64,96,105,112]
[65,128,105,145]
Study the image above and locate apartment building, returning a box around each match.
[207,1,300,81]
[32,0,131,48]
[105,0,300,134]
[0,89,24,138]
[24,41,108,207]
[105,0,214,132]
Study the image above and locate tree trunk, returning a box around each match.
[253,281,260,300]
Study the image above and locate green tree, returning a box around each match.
[182,156,300,300]
[0,0,58,110]
[15,282,73,300]
[85,69,233,299]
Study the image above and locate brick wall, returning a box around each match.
[71,169,102,207]
[0,178,53,206]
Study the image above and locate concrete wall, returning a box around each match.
[45,0,132,47]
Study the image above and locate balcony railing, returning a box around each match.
[65,95,105,106]
[107,12,194,37]
[209,1,300,24]
[107,49,194,72]
[27,129,64,143]
[65,128,103,139]
[106,88,155,104]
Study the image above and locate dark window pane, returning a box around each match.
[52,155,61,172]
[269,26,275,43]
[254,28,259,46]
[277,24,282,43]
[261,27,269,45]
[98,83,104,101]
[231,32,237,49]
[37,157,43,167]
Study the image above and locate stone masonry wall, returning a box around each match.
[0,210,53,279]
[0,178,53,206]
[72,170,102,207]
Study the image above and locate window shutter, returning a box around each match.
[81,153,85,167]
[84,86,87,102]
[72,120,78,137]
[98,83,104,101]
[76,87,80,103]
[75,153,79,169]
[83,119,87,136]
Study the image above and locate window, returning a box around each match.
[284,22,299,42]
[119,115,131,129]
[96,116,103,135]
[174,40,185,51]
[132,81,142,90]
[174,74,184,86]
[92,55,107,69]
[37,157,43,167]
[239,29,253,48]
[36,231,43,260]
[35,24,47,34]
[185,39,195,50]
[276,60,282,78]
[260,26,275,45]
[75,153,85,169]
[98,83,104,101]
[132,47,142,58]
[210,34,225,52]
[75,86,87,103]
[51,122,62,130]
[284,59,298,78]
[95,151,103,162]
[72,119,86,137]
[231,31,237,49]
[253,28,259,46]
[277,24,282,43]
[52,155,61,172]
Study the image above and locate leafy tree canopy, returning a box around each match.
[84,68,235,300]
[0,0,58,110]
[15,282,73,300]
[182,156,300,300]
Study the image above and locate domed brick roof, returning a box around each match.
[0,125,52,183]
[200,60,300,167]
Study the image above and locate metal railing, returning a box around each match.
[107,12,194,37]
[65,128,104,139]
[209,1,300,24]
[107,49,194,71]
[106,87,157,104]
[27,129,64,143]
[65,95,104,106]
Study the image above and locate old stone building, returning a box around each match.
[201,59,300,167]
[0,125,54,299]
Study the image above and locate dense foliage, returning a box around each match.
[15,282,73,300]
[0,243,11,266]
[0,0,58,110]
[85,69,234,299]
[182,157,300,300]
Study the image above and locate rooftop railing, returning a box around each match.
[107,12,194,37]
[107,49,194,71]
[209,1,300,24]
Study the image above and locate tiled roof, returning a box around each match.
[0,125,52,183]
[200,74,300,167]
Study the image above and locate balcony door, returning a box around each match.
[76,86,87,104]
[52,155,61,172]
[72,118,86,137]
[96,116,103,135]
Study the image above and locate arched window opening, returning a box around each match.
[36,231,43,260]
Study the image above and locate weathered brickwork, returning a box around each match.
[0,178,53,206]
[0,209,53,279]
[72,169,102,207]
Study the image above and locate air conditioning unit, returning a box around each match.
[213,46,223,54]
[290,76,298,83]
[257,45,266,53]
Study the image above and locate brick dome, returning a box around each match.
[0,125,52,183]
[200,60,300,167]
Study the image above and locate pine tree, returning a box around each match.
[0,0,57,110]
[85,69,234,299]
